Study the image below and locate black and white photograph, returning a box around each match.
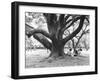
[11,1,97,79]
[25,12,90,68]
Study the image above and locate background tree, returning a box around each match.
[26,13,88,59]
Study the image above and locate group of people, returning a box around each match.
[67,48,82,57]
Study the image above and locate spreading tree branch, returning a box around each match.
[33,34,52,50]
[62,16,86,44]
[61,16,81,32]
[25,24,51,39]
[25,23,52,50]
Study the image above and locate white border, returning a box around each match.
[19,5,95,76]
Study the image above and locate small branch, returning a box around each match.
[84,29,89,34]
[64,15,71,21]
[64,19,73,26]
[85,17,89,24]
[74,25,89,48]
[75,32,84,47]
[25,23,34,29]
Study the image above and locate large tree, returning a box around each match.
[26,13,87,59]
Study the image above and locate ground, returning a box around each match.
[25,49,89,68]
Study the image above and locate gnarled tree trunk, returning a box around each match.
[50,40,65,58]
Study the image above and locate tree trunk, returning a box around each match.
[49,40,65,58]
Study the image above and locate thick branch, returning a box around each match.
[59,14,65,27]
[58,17,81,40]
[26,24,51,39]
[62,17,81,32]
[33,34,52,50]
[63,16,86,44]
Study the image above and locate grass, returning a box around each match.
[25,49,89,68]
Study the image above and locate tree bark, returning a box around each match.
[49,39,65,58]
[50,46,64,58]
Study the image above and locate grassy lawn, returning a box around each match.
[25,49,89,68]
